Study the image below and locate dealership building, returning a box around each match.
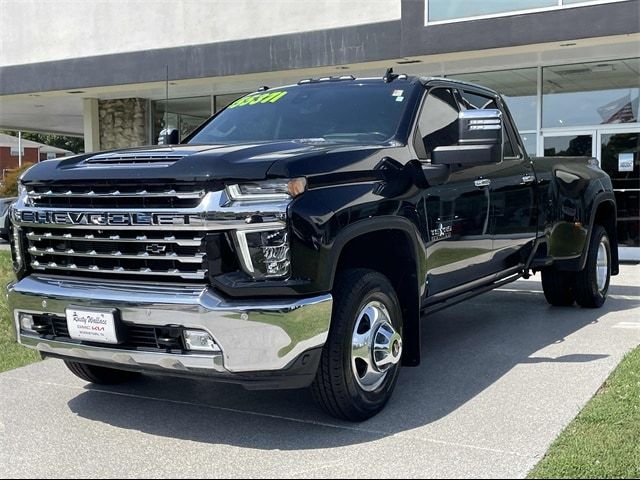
[0,0,638,257]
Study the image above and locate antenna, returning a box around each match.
[165,65,169,143]
[383,67,399,83]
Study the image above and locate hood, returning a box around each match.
[21,141,386,185]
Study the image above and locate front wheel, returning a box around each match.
[312,268,403,422]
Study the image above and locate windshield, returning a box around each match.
[187,82,412,145]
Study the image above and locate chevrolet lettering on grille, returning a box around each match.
[20,211,190,226]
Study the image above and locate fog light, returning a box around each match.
[184,330,218,352]
[20,313,34,332]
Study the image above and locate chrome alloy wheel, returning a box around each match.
[351,301,403,392]
[596,239,609,292]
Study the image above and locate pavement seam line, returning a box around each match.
[2,375,527,458]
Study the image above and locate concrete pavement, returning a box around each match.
[1,265,638,478]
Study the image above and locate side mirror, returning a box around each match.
[158,128,179,145]
[432,109,503,167]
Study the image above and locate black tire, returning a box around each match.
[541,268,576,306]
[311,268,403,422]
[574,225,611,308]
[64,360,140,385]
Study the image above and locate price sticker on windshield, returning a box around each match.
[228,91,288,109]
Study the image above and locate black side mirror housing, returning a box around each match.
[158,128,180,145]
[432,109,503,167]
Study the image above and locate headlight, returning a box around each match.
[226,178,306,201]
[234,228,290,279]
[18,182,27,198]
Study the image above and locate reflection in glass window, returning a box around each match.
[417,89,459,158]
[448,68,538,131]
[543,135,593,157]
[543,59,639,128]
[427,0,556,22]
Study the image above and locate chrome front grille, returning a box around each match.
[26,227,208,281]
[15,186,287,284]
[26,183,206,209]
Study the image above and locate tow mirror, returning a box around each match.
[432,109,503,167]
[158,128,179,145]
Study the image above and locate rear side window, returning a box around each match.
[460,90,515,158]
[416,88,460,159]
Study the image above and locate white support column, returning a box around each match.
[17,131,22,167]
[83,98,100,153]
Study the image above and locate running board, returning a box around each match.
[421,271,523,316]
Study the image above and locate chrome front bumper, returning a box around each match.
[8,275,332,381]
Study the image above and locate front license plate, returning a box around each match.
[66,308,119,344]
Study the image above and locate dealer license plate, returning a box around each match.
[66,308,119,344]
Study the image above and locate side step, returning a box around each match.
[421,272,523,316]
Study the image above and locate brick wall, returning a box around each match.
[0,146,39,171]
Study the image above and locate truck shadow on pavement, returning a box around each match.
[67,283,637,450]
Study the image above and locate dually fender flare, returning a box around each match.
[578,191,619,274]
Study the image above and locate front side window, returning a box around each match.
[188,83,413,146]
[416,88,459,159]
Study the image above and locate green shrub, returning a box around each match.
[0,163,34,197]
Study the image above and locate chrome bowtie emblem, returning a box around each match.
[146,244,167,254]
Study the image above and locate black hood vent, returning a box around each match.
[84,151,185,166]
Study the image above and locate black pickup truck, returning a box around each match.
[8,74,618,421]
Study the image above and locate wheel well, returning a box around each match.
[335,229,421,366]
[593,200,619,274]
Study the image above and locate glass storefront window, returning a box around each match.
[448,68,538,131]
[520,133,538,156]
[542,59,640,128]
[215,92,250,113]
[543,134,593,157]
[427,0,556,22]
[152,96,212,143]
[151,93,254,143]
[427,0,632,22]
[600,132,639,247]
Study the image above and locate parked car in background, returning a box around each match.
[0,197,16,240]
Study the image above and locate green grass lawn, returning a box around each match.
[0,251,40,372]
[528,347,640,479]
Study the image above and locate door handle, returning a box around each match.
[474,178,491,188]
[521,174,536,185]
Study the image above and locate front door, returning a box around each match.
[415,87,495,295]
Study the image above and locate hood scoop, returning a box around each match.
[84,151,185,167]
